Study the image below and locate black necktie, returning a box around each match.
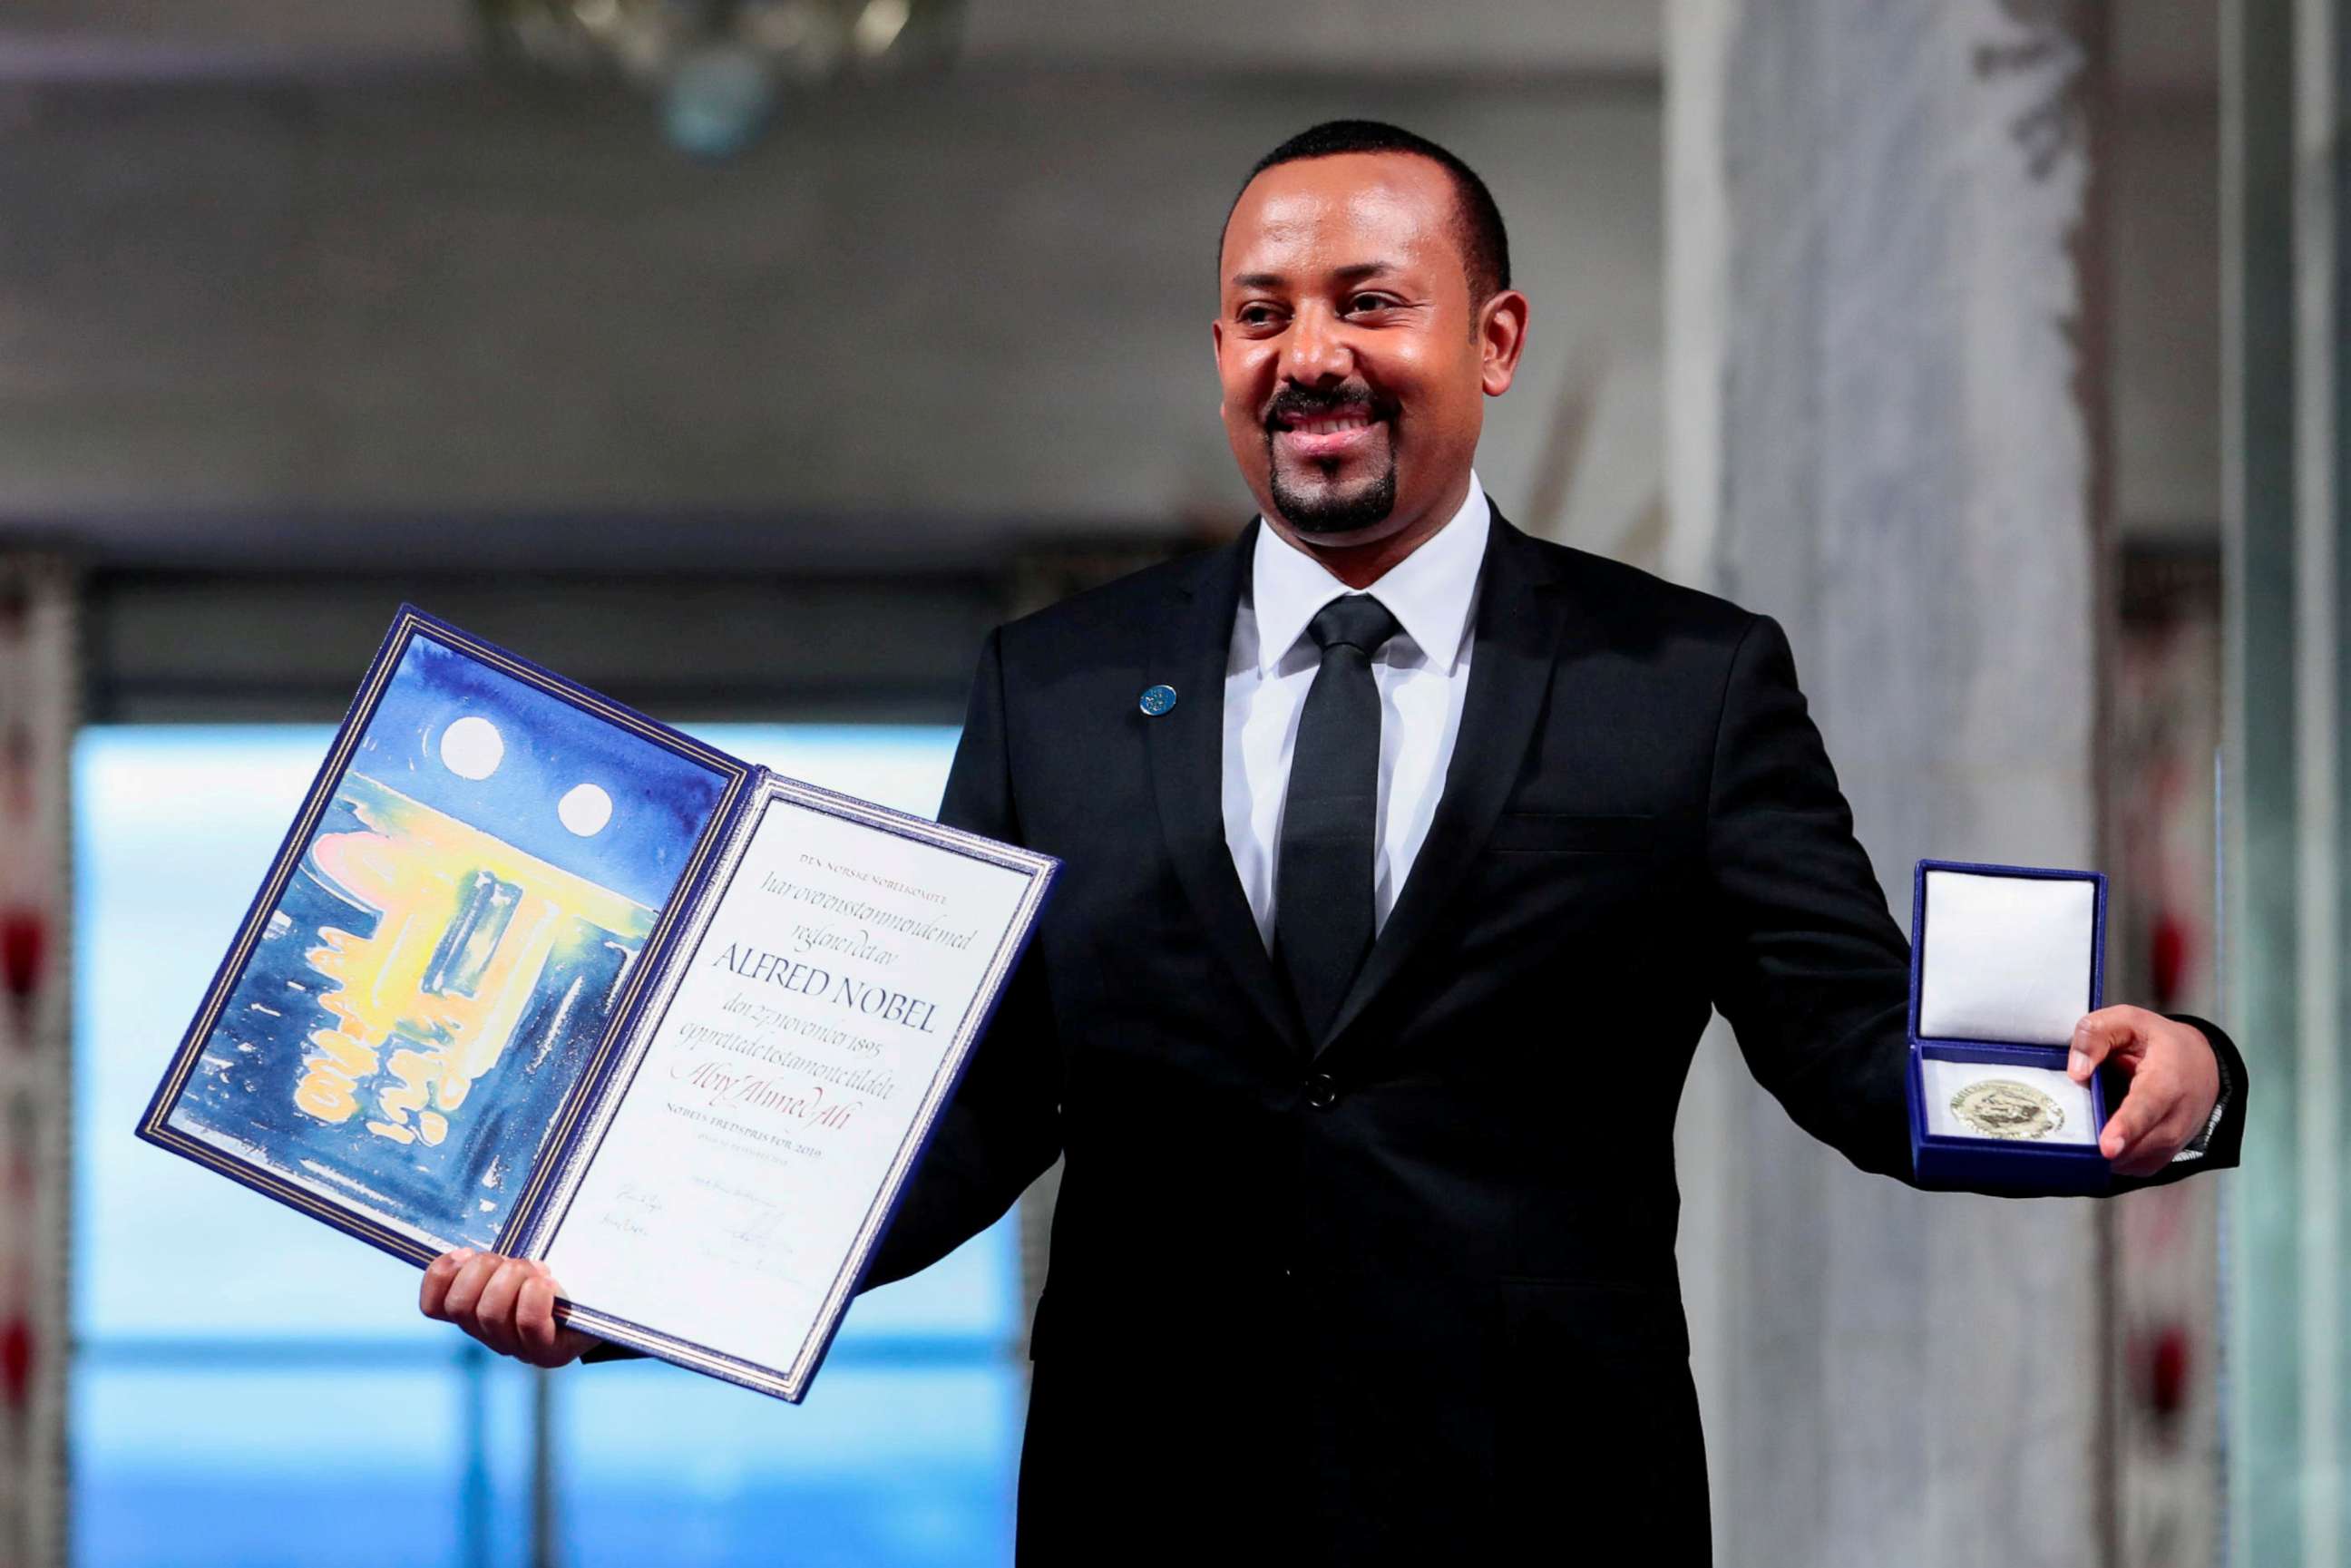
[1275,594,1402,1042]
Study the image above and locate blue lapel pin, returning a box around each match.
[1139,684,1177,716]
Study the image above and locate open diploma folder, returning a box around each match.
[139,607,1057,1401]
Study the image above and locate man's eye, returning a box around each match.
[1237,305,1281,326]
[1345,294,1393,314]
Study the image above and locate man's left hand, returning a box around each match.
[2067,1007,2220,1177]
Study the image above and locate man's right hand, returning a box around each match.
[420,1249,601,1368]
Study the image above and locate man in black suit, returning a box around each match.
[424,121,2245,1563]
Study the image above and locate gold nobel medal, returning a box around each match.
[1949,1078,2065,1141]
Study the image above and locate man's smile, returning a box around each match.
[1269,400,1390,462]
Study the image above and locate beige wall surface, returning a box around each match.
[0,69,1661,570]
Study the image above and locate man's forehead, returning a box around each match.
[1222,153,1456,279]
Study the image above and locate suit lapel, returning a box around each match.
[1318,514,1573,1056]
[1146,521,1311,1057]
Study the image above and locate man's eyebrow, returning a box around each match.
[1225,260,1403,290]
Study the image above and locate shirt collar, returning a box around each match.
[1249,472,1491,677]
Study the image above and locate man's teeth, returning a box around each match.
[1294,416,1373,434]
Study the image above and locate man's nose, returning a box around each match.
[1280,304,1353,385]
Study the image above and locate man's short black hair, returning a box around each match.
[1227,119,1512,303]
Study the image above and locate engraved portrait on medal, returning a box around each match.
[1949,1077,2066,1141]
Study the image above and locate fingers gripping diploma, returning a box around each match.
[2066,1006,2222,1179]
[420,1250,602,1368]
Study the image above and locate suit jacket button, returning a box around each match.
[1304,1074,1338,1111]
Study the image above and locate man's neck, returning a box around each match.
[1266,472,1476,590]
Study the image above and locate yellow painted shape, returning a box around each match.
[291,774,656,1152]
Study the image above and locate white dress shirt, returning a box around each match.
[1223,477,1491,950]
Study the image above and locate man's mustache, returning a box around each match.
[1262,383,1398,431]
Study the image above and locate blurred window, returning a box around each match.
[73,725,1017,1568]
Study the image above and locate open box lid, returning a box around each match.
[1908,860,2105,1047]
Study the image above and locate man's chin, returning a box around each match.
[1268,474,1399,538]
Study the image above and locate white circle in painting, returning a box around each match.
[558,783,613,837]
[439,716,504,780]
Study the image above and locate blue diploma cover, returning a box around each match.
[138,607,1057,1401]
[1906,859,2112,1194]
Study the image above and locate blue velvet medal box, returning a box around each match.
[1907,859,2111,1194]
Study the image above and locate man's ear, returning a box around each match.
[1478,289,1530,396]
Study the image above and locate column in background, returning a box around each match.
[1668,3,2116,1561]
[2220,0,2351,1562]
[0,556,77,1566]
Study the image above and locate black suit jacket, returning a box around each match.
[867,511,2247,1566]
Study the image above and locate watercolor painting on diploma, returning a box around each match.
[161,636,731,1250]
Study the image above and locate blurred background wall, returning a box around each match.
[0,7,1660,556]
[1667,4,2225,1564]
[0,2,2330,1565]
